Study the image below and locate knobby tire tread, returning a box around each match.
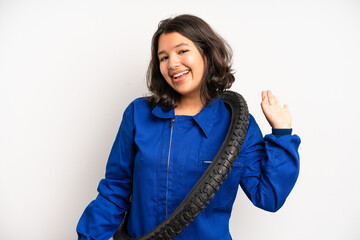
[113,90,249,240]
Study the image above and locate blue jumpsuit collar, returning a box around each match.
[151,97,221,138]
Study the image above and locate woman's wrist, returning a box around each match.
[272,128,292,137]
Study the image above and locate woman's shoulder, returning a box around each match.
[123,96,153,118]
[130,96,149,105]
[126,96,151,109]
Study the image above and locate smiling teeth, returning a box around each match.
[173,70,189,78]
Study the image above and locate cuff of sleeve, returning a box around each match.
[272,128,292,137]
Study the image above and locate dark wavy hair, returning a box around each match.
[147,14,235,109]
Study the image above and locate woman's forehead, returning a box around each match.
[158,32,196,54]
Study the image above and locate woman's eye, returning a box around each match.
[160,56,168,62]
[179,50,188,54]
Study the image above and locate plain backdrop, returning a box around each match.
[1,0,359,239]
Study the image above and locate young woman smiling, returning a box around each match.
[158,32,206,116]
[77,14,300,240]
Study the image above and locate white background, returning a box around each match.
[1,0,359,239]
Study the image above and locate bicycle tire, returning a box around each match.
[113,90,249,240]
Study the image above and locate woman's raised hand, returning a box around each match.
[260,90,292,129]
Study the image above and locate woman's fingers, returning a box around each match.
[260,90,292,128]
[267,90,278,105]
[261,91,265,101]
[261,90,279,105]
[262,90,266,100]
[261,90,268,105]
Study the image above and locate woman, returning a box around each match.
[77,14,301,240]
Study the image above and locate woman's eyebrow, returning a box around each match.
[158,43,190,56]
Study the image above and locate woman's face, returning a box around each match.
[157,32,205,99]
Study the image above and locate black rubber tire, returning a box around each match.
[113,90,249,240]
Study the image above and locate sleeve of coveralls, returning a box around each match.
[239,114,301,212]
[77,102,137,240]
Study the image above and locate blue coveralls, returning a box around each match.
[77,96,301,240]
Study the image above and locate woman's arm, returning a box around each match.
[76,102,137,240]
[239,91,300,212]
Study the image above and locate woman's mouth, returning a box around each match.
[171,70,189,83]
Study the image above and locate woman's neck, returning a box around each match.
[174,94,205,116]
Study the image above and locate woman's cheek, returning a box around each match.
[160,68,174,88]
[159,64,165,78]
[159,66,169,82]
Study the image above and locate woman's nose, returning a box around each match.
[168,55,180,69]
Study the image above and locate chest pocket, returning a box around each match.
[198,151,242,210]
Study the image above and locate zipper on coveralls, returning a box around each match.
[166,118,175,217]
